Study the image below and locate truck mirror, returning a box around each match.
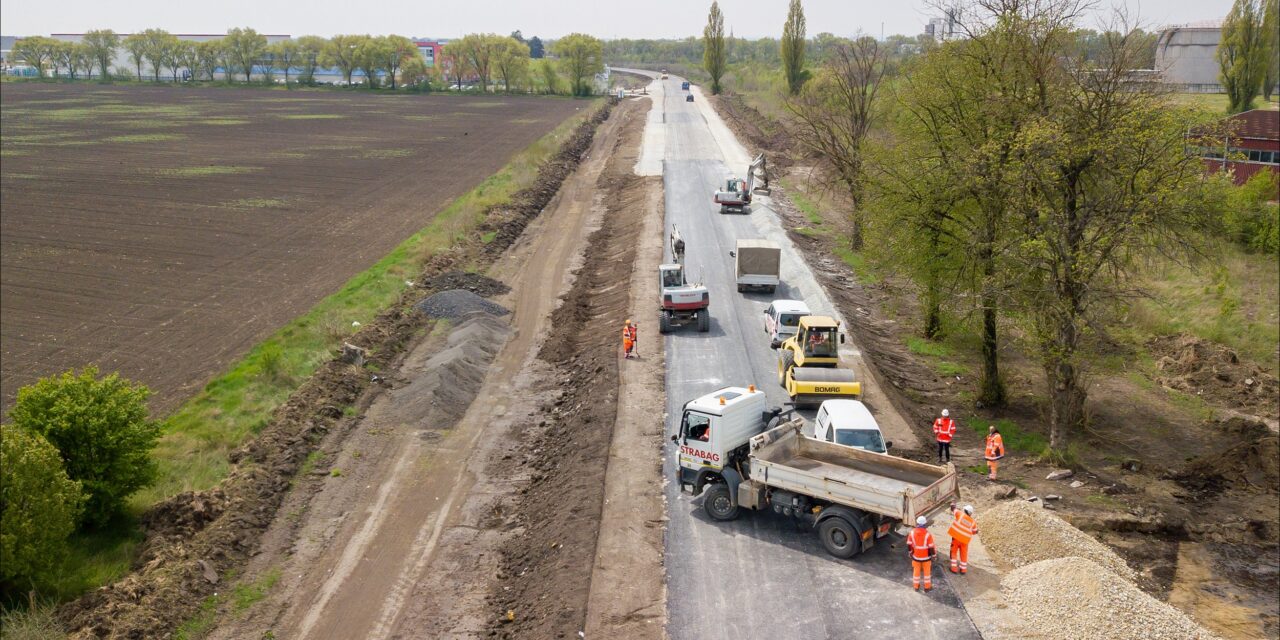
[670,434,679,443]
[729,250,736,258]
[840,334,846,344]
[885,441,894,449]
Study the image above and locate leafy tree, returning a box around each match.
[71,44,95,80]
[217,41,238,83]
[529,36,545,59]
[510,30,525,44]
[295,35,327,85]
[786,36,885,250]
[495,36,531,91]
[399,56,433,91]
[442,40,472,90]
[226,27,268,83]
[123,33,149,80]
[0,425,83,592]
[1219,0,1269,113]
[703,1,727,94]
[781,0,807,95]
[453,33,502,91]
[1263,0,1279,100]
[139,29,174,81]
[325,34,364,85]
[82,29,119,80]
[194,40,224,81]
[355,35,386,88]
[13,37,56,77]
[8,367,161,528]
[536,58,561,94]
[381,35,417,89]
[272,40,299,84]
[552,33,604,96]
[163,38,192,82]
[51,41,73,78]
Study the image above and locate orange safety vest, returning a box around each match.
[985,433,1005,460]
[627,325,638,341]
[948,510,979,544]
[933,417,956,443]
[907,527,935,561]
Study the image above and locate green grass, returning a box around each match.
[232,568,281,613]
[789,187,824,226]
[224,198,287,209]
[967,417,1048,456]
[153,165,256,177]
[279,113,346,120]
[906,337,953,358]
[361,148,414,159]
[201,119,249,126]
[1170,92,1279,114]
[831,246,881,285]
[173,594,219,640]
[298,450,325,478]
[105,133,185,143]
[0,596,64,640]
[481,231,498,243]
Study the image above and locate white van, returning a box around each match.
[813,400,890,454]
[763,299,810,348]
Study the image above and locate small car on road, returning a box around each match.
[763,299,810,348]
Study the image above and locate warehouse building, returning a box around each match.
[1155,20,1222,93]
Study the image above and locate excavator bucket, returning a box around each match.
[785,367,860,406]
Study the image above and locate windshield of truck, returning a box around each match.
[662,269,683,288]
[778,313,802,328]
[804,327,838,356]
[836,429,886,453]
[682,411,711,442]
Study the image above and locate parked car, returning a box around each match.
[763,299,810,348]
[813,400,890,454]
[686,94,695,102]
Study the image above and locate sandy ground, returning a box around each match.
[209,101,628,640]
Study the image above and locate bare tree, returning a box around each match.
[786,36,885,250]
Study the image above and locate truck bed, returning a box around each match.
[748,422,958,523]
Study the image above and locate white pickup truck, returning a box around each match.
[673,386,959,558]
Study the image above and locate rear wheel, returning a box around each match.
[766,285,776,294]
[818,517,860,559]
[697,311,710,332]
[703,484,739,521]
[737,284,746,293]
[659,311,671,334]
[778,351,795,386]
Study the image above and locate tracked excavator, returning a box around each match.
[777,316,861,406]
[712,153,770,214]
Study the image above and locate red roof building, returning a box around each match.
[1196,109,1280,185]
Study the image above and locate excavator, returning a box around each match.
[712,153,770,214]
[659,225,710,333]
[777,316,861,406]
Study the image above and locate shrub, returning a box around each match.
[8,367,160,528]
[1223,171,1280,255]
[0,424,83,591]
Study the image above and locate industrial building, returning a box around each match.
[1155,20,1223,93]
[1195,109,1280,184]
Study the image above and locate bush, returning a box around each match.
[0,424,83,591]
[8,367,160,528]
[1223,171,1280,255]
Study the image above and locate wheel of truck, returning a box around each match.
[659,311,671,334]
[697,312,710,332]
[818,518,860,559]
[766,285,776,294]
[737,284,746,293]
[778,351,795,387]
[702,483,739,521]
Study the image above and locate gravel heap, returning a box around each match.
[415,289,510,320]
[1004,557,1220,640]
[981,499,1137,581]
[419,270,510,298]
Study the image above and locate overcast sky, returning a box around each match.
[1,0,1232,40]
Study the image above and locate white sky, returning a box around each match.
[1,0,1233,40]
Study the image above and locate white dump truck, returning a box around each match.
[729,239,780,293]
[673,386,959,558]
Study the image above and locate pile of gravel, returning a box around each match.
[415,289,510,320]
[981,499,1137,581]
[419,270,510,298]
[1004,557,1220,640]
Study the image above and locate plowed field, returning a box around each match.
[0,83,583,411]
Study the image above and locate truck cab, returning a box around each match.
[814,400,890,454]
[672,386,775,493]
[763,299,810,348]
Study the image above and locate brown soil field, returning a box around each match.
[0,83,584,412]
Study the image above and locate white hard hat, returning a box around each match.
[941,409,950,417]
[916,516,927,526]
[964,505,974,515]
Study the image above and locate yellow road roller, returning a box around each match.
[777,316,861,406]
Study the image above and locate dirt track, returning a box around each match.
[0,83,582,411]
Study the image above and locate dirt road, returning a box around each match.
[210,101,630,640]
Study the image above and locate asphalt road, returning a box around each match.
[640,73,982,639]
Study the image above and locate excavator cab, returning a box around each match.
[661,264,686,289]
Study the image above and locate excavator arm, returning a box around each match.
[747,153,770,195]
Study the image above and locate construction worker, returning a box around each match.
[933,409,956,464]
[622,320,637,359]
[907,515,936,591]
[948,504,978,574]
[984,425,1005,481]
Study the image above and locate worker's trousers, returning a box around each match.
[986,459,999,480]
[950,540,969,573]
[936,441,951,462]
[912,560,932,590]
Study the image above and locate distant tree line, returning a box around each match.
[10,28,603,95]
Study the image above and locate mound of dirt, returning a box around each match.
[416,290,510,319]
[384,314,511,428]
[1004,557,1220,640]
[981,499,1137,581]
[419,270,510,297]
[1172,435,1280,497]
[1150,333,1279,420]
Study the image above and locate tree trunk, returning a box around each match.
[847,182,864,251]
[922,281,942,340]
[1045,318,1086,451]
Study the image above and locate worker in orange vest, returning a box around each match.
[622,319,638,359]
[948,504,979,574]
[933,409,956,463]
[907,515,936,591]
[984,425,1005,481]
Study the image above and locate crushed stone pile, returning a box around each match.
[981,499,1137,581]
[419,270,510,297]
[415,289,510,320]
[384,314,511,428]
[1004,557,1220,640]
